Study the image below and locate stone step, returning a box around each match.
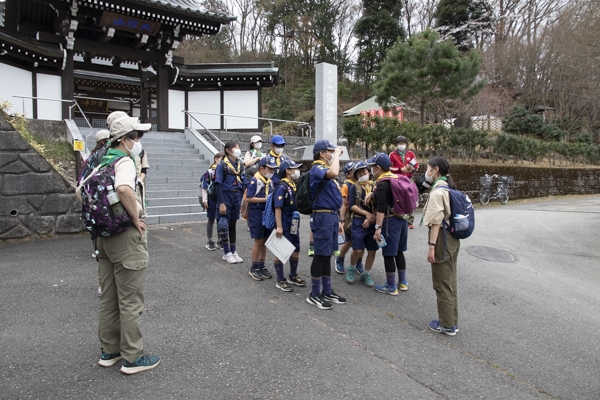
[149,165,207,174]
[149,148,199,155]
[149,197,199,206]
[147,158,207,166]
[146,182,200,191]
[146,204,204,215]
[142,142,195,150]
[146,189,199,198]
[145,212,207,225]
[150,152,202,160]
[146,176,201,184]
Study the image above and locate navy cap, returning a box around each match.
[313,139,336,154]
[366,152,391,170]
[258,157,278,168]
[280,159,302,171]
[352,160,368,174]
[343,162,355,174]
[271,135,286,145]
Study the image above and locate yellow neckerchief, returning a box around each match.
[345,178,356,185]
[313,160,327,167]
[375,171,395,183]
[282,177,297,191]
[356,179,374,209]
[223,155,242,184]
[253,171,271,196]
[269,150,282,166]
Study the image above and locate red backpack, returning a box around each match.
[379,175,419,215]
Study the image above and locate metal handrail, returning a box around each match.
[184,110,312,139]
[183,110,225,147]
[68,101,96,153]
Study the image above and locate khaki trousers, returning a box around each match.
[96,227,149,363]
[431,231,460,328]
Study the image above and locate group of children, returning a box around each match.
[199,136,461,336]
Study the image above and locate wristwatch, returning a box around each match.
[374,224,381,230]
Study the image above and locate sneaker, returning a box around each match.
[287,275,307,286]
[374,282,398,296]
[260,267,272,279]
[249,269,263,281]
[232,251,243,263]
[97,286,102,297]
[428,320,457,336]
[306,293,332,310]
[216,241,223,250]
[408,223,414,229]
[345,266,356,284]
[205,240,217,251]
[355,259,365,275]
[307,246,314,257]
[120,354,161,375]
[98,352,122,367]
[276,280,294,292]
[360,272,374,287]
[222,252,237,264]
[323,291,346,304]
[334,257,345,274]
[398,280,408,291]
[332,250,341,257]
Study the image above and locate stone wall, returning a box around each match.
[0,115,84,239]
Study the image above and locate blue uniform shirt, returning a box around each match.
[348,182,374,214]
[266,151,291,184]
[215,157,246,192]
[246,173,273,211]
[273,179,296,230]
[309,161,342,210]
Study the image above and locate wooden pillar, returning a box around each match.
[140,70,149,122]
[156,61,169,131]
[61,50,74,119]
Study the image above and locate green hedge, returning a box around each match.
[341,116,600,165]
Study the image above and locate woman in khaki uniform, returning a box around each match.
[421,156,460,336]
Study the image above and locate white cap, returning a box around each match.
[250,135,263,143]
[110,117,151,140]
[106,111,129,128]
[95,129,110,142]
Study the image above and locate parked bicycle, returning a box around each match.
[479,174,514,205]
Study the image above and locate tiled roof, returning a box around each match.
[127,0,237,23]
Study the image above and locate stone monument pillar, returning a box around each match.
[302,62,349,160]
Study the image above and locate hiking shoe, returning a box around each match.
[398,280,408,291]
[428,320,457,336]
[232,251,243,263]
[360,272,374,287]
[276,280,294,292]
[205,240,217,251]
[307,246,314,257]
[97,286,102,297]
[334,257,345,274]
[249,269,263,281]
[222,252,237,264]
[98,352,122,367]
[120,354,161,375]
[374,283,398,296]
[323,291,346,304]
[216,241,223,250]
[355,259,365,275]
[332,250,340,257]
[287,275,307,286]
[345,266,356,284]
[408,223,414,229]
[306,293,332,310]
[260,267,273,279]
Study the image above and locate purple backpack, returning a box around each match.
[379,175,419,215]
[80,157,132,239]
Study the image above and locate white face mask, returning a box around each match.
[425,170,434,183]
[124,139,142,158]
[274,147,284,155]
[254,143,262,150]
[265,172,273,179]
[291,170,301,180]
[233,148,242,158]
[358,174,369,183]
[397,145,406,152]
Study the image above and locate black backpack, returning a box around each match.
[295,171,326,215]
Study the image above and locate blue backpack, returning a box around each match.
[436,186,475,239]
[262,192,276,230]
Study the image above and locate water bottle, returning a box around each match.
[290,211,300,235]
[106,185,125,216]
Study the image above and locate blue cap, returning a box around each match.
[271,135,286,145]
[280,159,302,171]
[313,139,336,154]
[258,157,277,168]
[366,152,391,170]
[352,160,368,174]
[343,162,355,174]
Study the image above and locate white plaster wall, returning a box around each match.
[168,89,186,130]
[188,91,221,130]
[223,90,259,130]
[0,63,33,117]
[36,73,62,120]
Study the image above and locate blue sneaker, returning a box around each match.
[345,266,356,284]
[374,282,398,296]
[360,272,374,287]
[98,352,122,367]
[355,259,365,275]
[428,320,458,336]
[335,257,345,274]
[120,354,161,374]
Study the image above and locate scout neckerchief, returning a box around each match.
[281,177,296,205]
[282,177,296,191]
[419,176,448,227]
[253,171,272,197]
[223,155,242,185]
[100,148,137,170]
[397,148,406,165]
[313,160,341,191]
[251,149,263,159]
[269,150,282,166]
[375,170,395,183]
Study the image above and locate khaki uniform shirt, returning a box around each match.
[422,180,451,226]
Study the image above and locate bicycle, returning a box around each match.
[479,174,514,206]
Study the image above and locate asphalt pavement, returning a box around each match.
[1,196,599,399]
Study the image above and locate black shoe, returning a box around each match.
[287,275,307,286]
[323,291,346,304]
[306,293,332,310]
[260,267,273,279]
[276,280,293,292]
[249,269,263,281]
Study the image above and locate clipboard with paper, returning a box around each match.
[264,230,296,264]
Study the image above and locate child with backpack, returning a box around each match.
[345,161,378,287]
[422,156,461,336]
[202,152,225,251]
[270,159,307,291]
[335,162,363,276]
[246,157,277,281]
